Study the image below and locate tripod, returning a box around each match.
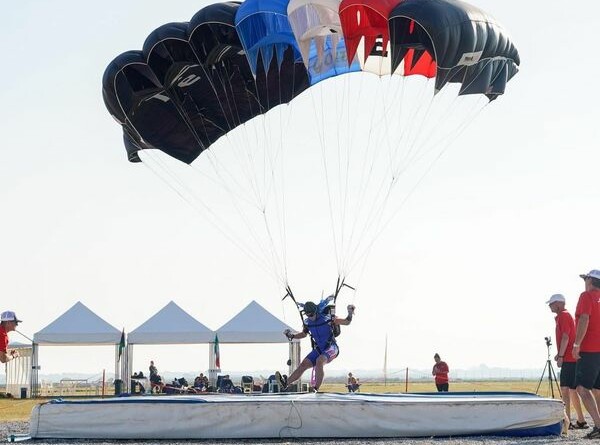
[535,336,562,398]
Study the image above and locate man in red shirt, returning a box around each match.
[0,311,22,364]
[432,353,449,392]
[573,270,600,439]
[547,293,588,429]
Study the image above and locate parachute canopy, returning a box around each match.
[103,0,519,165]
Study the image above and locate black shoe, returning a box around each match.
[574,421,590,430]
[585,426,600,439]
[274,371,286,391]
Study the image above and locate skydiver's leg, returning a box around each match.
[286,352,317,387]
[313,354,328,390]
[313,345,339,391]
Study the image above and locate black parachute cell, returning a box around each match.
[389,0,520,100]
[102,2,309,165]
[102,50,205,164]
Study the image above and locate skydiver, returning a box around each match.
[277,301,355,392]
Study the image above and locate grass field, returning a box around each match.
[0,380,559,422]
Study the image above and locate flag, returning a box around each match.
[214,334,221,369]
[118,329,125,361]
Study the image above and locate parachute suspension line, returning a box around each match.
[409,93,486,168]
[382,75,407,179]
[328,79,345,274]
[345,78,437,269]
[338,72,372,274]
[309,86,341,274]
[339,76,387,274]
[282,284,305,326]
[191,149,286,285]
[255,64,292,287]
[276,65,290,283]
[243,60,296,287]
[140,150,280,284]
[389,77,434,178]
[192,72,288,283]
[346,97,491,277]
[342,76,433,273]
[336,74,356,277]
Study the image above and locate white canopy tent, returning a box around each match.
[216,300,301,386]
[216,300,296,343]
[126,301,214,391]
[32,301,123,397]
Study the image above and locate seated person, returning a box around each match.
[149,373,165,393]
[347,372,360,392]
[218,374,235,393]
[193,373,207,391]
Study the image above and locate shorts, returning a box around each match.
[559,361,577,389]
[436,383,449,392]
[306,343,339,366]
[575,352,600,390]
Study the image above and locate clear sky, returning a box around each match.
[1,0,599,378]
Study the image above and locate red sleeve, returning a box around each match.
[441,362,449,373]
[577,292,592,316]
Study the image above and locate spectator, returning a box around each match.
[148,360,165,393]
[546,293,588,429]
[573,270,600,439]
[347,372,360,392]
[0,311,22,364]
[193,373,207,391]
[432,353,449,392]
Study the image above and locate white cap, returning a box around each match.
[0,311,22,323]
[580,270,600,280]
[546,294,566,305]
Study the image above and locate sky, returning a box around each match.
[1,0,599,380]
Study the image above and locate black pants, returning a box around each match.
[436,383,449,392]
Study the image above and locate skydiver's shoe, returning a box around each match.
[275,371,287,391]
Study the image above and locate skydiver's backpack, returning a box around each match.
[318,300,341,338]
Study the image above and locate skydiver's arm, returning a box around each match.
[284,329,308,340]
[334,305,356,326]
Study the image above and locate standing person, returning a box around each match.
[278,301,355,392]
[573,270,600,439]
[149,360,164,392]
[0,311,22,364]
[546,293,588,429]
[149,360,158,379]
[432,353,449,392]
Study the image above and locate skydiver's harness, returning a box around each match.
[283,278,354,355]
[303,313,337,355]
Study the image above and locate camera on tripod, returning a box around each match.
[536,335,560,397]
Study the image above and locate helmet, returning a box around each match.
[303,301,318,315]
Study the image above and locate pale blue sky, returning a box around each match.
[1,1,599,377]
